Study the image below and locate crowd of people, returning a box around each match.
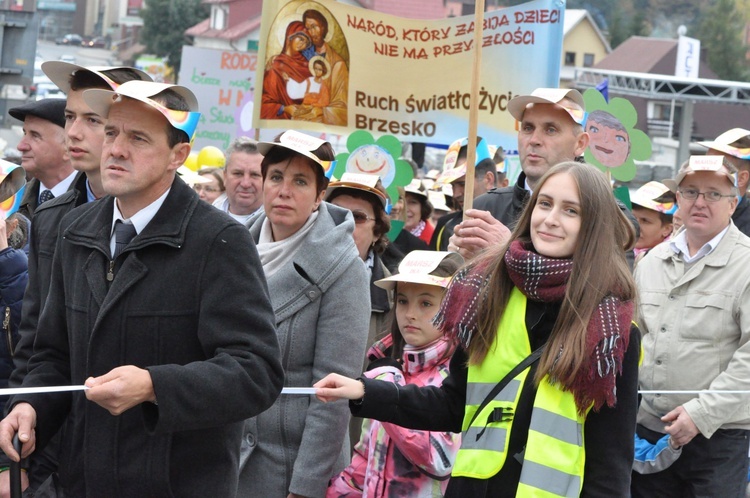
[0,57,748,498]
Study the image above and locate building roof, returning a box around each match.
[371,0,445,19]
[564,9,611,52]
[595,36,718,79]
[186,16,261,40]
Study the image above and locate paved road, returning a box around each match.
[36,39,118,67]
[0,40,120,155]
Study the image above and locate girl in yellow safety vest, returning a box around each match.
[317,161,641,497]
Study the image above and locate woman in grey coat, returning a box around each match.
[239,131,370,498]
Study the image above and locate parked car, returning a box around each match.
[29,64,49,97]
[83,36,107,48]
[35,82,65,101]
[55,34,83,46]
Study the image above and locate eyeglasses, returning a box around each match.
[351,210,375,224]
[193,185,221,193]
[678,188,735,203]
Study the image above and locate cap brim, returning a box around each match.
[663,179,678,192]
[42,61,152,94]
[82,88,117,118]
[374,273,452,291]
[696,141,750,160]
[83,82,201,141]
[665,172,736,194]
[0,162,26,204]
[257,141,336,178]
[325,182,387,208]
[507,89,585,123]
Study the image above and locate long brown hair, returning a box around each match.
[468,162,637,387]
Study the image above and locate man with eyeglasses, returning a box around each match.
[213,137,264,225]
[632,155,750,497]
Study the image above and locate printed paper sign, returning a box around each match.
[179,46,258,150]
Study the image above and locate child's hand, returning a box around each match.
[314,374,364,403]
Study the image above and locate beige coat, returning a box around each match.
[635,223,750,438]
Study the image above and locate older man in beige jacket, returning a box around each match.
[632,155,750,497]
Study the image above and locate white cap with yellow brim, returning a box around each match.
[663,155,738,192]
[404,179,428,199]
[428,190,450,212]
[507,88,586,125]
[258,130,336,179]
[42,61,152,94]
[437,136,492,185]
[176,166,211,186]
[696,128,750,161]
[325,172,387,208]
[631,181,677,215]
[375,251,464,290]
[83,80,201,142]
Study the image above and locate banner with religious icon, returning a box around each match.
[254,0,565,149]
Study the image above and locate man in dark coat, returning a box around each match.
[449,88,638,267]
[0,63,152,495]
[0,81,283,497]
[8,99,75,220]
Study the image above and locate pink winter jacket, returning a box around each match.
[327,336,460,498]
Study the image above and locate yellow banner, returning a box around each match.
[254,0,565,147]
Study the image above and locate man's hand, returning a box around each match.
[0,467,29,498]
[662,405,700,447]
[447,209,511,260]
[85,366,156,416]
[0,403,37,462]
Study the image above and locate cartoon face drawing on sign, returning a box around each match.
[585,110,630,168]
[346,144,396,186]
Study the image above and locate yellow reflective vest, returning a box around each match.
[452,287,589,497]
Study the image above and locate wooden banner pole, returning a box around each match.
[462,0,486,219]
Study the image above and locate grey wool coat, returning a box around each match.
[12,177,284,497]
[239,201,371,498]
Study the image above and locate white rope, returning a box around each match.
[639,390,750,394]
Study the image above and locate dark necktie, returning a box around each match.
[39,189,54,204]
[113,220,137,259]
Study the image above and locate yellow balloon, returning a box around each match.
[184,151,199,171]
[197,146,226,169]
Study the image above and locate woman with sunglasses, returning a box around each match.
[239,131,370,498]
[325,173,394,445]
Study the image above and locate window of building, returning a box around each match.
[211,5,228,30]
[564,52,576,66]
[583,53,595,67]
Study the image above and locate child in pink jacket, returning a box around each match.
[328,251,463,498]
